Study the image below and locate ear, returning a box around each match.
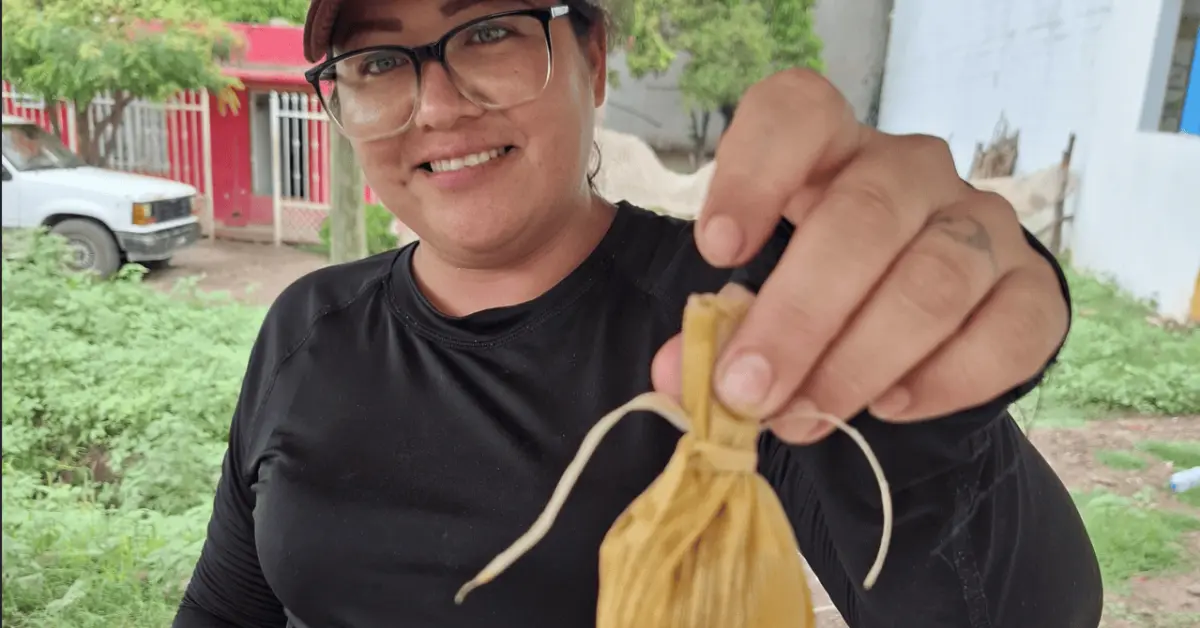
[587,21,608,108]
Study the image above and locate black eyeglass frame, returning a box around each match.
[304,5,572,136]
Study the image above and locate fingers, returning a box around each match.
[867,261,1069,421]
[795,194,1024,421]
[713,134,967,419]
[696,69,863,268]
[650,333,683,400]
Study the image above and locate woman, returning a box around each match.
[174,0,1103,626]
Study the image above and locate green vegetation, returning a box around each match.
[619,0,823,162]
[1,0,241,167]
[315,202,400,257]
[1073,489,1199,591]
[204,0,309,24]
[1139,440,1200,508]
[1029,265,1200,418]
[1096,449,1149,471]
[1138,441,1200,469]
[2,231,264,626]
[2,230,1197,625]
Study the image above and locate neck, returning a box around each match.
[411,196,616,317]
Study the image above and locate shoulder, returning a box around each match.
[607,202,731,313]
[252,248,398,364]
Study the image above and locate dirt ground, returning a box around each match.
[1026,417,1200,628]
[144,239,327,306]
[144,240,1199,627]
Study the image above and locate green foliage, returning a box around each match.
[1,0,243,164]
[316,202,401,258]
[1037,266,1200,415]
[1074,489,1200,591]
[1138,441,1200,470]
[202,0,310,24]
[620,0,824,112]
[1095,450,1149,471]
[2,230,263,625]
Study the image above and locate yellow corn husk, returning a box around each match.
[456,292,892,627]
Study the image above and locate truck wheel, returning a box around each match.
[51,219,121,278]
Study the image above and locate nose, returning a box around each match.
[411,61,485,130]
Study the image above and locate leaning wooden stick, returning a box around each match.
[457,292,893,627]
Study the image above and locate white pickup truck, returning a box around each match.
[1,114,202,277]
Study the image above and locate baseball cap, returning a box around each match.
[302,0,343,63]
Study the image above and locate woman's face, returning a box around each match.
[332,0,607,260]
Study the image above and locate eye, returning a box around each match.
[359,51,408,76]
[467,23,513,44]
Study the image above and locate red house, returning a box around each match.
[213,22,358,244]
[3,21,377,245]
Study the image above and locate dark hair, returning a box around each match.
[563,1,608,192]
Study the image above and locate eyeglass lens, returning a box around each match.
[317,14,552,139]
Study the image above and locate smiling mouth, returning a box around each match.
[419,146,516,173]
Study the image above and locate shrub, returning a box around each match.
[316,202,400,256]
[2,230,263,626]
[1038,265,1200,415]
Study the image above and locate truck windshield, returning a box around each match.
[1,123,86,171]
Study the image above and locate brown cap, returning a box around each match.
[303,0,343,63]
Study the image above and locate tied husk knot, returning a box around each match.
[456,292,893,627]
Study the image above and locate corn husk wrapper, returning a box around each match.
[456,292,891,627]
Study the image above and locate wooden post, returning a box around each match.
[329,128,367,263]
[1050,133,1076,257]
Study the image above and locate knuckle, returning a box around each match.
[1011,279,1066,347]
[830,182,903,235]
[905,133,955,165]
[758,292,832,347]
[752,68,842,112]
[896,248,974,320]
[808,364,872,417]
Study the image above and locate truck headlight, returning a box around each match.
[132,202,155,225]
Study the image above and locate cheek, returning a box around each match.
[517,62,596,177]
[354,140,410,187]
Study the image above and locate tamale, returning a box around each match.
[456,292,893,627]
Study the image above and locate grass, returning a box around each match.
[1031,264,1199,418]
[1138,441,1200,469]
[1074,489,1200,592]
[1097,449,1149,471]
[1139,440,1200,508]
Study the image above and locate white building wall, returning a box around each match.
[878,0,1199,321]
[877,0,1113,176]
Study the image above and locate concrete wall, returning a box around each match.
[877,0,1199,321]
[876,0,1113,177]
[814,0,894,125]
[601,0,895,151]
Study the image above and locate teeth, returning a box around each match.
[429,148,506,173]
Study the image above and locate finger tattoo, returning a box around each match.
[928,213,997,271]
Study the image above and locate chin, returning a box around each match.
[414,199,539,257]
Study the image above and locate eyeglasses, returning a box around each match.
[304,5,571,141]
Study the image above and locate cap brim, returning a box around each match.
[303,0,343,63]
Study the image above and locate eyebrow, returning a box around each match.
[337,0,527,37]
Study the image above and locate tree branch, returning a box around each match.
[91,91,135,168]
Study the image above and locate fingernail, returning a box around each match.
[718,352,773,411]
[703,214,743,264]
[870,386,911,417]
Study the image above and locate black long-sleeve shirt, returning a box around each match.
[174,202,1102,628]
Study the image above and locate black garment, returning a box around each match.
[174,203,1102,628]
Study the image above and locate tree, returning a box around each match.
[328,129,367,263]
[1,0,242,167]
[203,0,309,25]
[619,0,824,164]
